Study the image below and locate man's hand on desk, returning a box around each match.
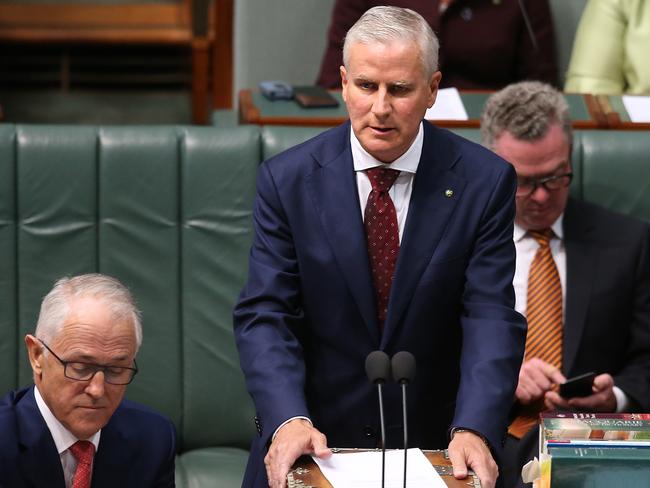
[448,430,497,488]
[265,418,331,488]
[544,373,617,412]
[515,358,566,405]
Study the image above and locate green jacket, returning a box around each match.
[565,0,650,95]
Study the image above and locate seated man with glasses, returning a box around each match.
[481,81,650,488]
[0,274,176,487]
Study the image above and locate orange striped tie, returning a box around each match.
[509,229,563,438]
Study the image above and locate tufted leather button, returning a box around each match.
[363,425,375,438]
[460,7,473,21]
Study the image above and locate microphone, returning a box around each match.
[365,350,391,488]
[391,351,416,488]
[518,0,538,50]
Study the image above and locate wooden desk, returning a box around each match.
[288,449,480,487]
[239,89,605,129]
[596,95,650,130]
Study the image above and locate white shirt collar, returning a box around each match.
[34,385,101,454]
[514,213,565,242]
[350,122,424,174]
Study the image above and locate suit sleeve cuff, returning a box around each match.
[449,427,491,448]
[272,416,313,442]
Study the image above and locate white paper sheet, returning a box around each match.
[312,448,447,488]
[425,87,469,121]
[622,95,650,122]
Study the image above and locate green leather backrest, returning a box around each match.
[0,124,257,451]
[260,126,650,222]
[0,125,17,398]
[260,125,486,161]
[575,130,650,221]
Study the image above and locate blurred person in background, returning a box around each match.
[317,0,558,90]
[565,0,650,95]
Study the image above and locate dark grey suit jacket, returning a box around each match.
[502,197,650,488]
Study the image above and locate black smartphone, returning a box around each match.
[293,86,339,108]
[560,371,596,398]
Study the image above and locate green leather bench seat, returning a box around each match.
[0,123,648,487]
[0,124,258,488]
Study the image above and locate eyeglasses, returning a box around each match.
[516,172,573,197]
[38,339,138,385]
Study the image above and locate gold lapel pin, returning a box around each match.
[445,189,454,198]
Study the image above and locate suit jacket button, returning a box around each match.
[363,425,375,438]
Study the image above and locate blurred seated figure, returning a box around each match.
[565,0,650,94]
[317,0,558,90]
[0,274,176,488]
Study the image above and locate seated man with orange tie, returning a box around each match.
[480,81,650,488]
[0,274,176,488]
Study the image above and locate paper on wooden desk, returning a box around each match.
[425,88,469,121]
[622,95,650,122]
[313,448,447,488]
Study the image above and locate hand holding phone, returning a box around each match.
[559,371,596,398]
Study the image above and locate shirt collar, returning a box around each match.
[514,213,565,242]
[350,122,424,174]
[34,385,101,454]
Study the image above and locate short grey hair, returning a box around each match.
[343,6,439,80]
[481,81,572,149]
[35,274,142,351]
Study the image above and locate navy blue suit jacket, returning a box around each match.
[0,386,176,487]
[234,121,527,487]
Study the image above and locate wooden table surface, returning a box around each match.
[288,449,481,487]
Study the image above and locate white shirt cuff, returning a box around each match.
[613,386,629,412]
[272,416,312,442]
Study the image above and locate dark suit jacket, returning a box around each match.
[0,386,176,488]
[316,0,558,90]
[502,198,650,488]
[234,121,527,487]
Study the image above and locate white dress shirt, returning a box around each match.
[513,217,628,411]
[351,122,423,241]
[34,386,101,488]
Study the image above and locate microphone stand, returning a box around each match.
[391,351,416,488]
[365,350,391,488]
[378,381,386,488]
[400,381,408,488]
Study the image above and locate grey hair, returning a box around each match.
[35,273,142,351]
[481,81,572,149]
[343,6,439,80]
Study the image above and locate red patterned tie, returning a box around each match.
[364,167,401,329]
[69,440,95,488]
[509,228,563,438]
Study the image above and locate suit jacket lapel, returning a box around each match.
[92,415,129,488]
[16,387,67,488]
[563,198,597,374]
[383,124,465,345]
[307,125,379,342]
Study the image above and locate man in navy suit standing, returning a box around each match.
[0,274,176,487]
[234,6,526,488]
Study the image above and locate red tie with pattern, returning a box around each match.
[364,167,401,330]
[509,228,563,438]
[70,440,95,488]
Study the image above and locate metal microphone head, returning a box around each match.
[391,351,416,384]
[365,350,391,384]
